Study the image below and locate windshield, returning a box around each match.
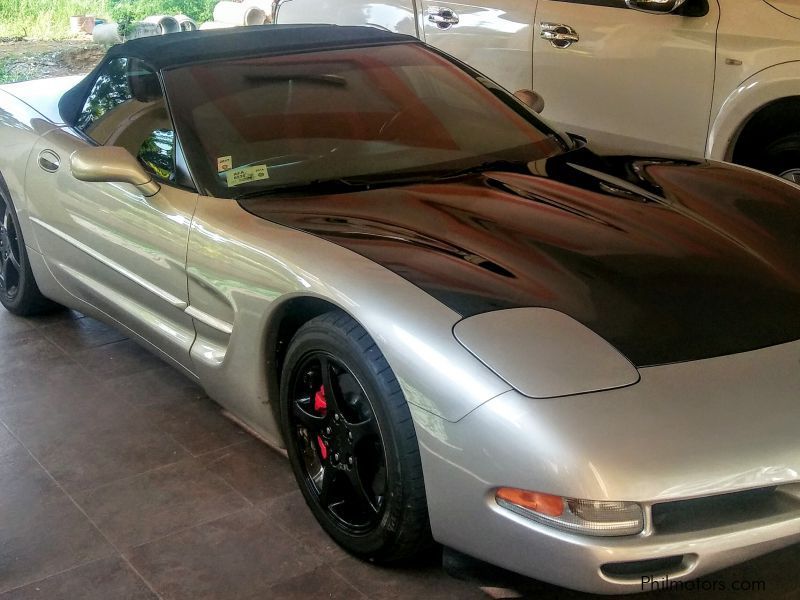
[164,43,568,198]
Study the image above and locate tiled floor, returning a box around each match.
[0,308,798,599]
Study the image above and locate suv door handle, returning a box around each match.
[540,23,579,48]
[428,6,459,28]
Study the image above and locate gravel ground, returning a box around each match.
[0,37,105,82]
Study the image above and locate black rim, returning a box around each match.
[289,352,387,533]
[0,196,21,301]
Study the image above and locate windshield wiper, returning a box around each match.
[435,159,531,180]
[235,173,446,200]
[235,178,361,200]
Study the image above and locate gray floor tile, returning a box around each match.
[75,458,249,549]
[0,446,63,515]
[0,423,20,459]
[0,330,65,377]
[127,508,324,600]
[261,490,349,561]
[0,356,97,406]
[0,494,113,593]
[202,439,297,504]
[253,566,367,600]
[113,366,207,410]
[0,556,156,600]
[0,311,34,338]
[150,402,248,457]
[39,317,128,353]
[74,339,167,380]
[332,555,488,600]
[26,416,189,493]
[20,308,84,329]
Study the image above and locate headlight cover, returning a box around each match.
[454,308,639,398]
[496,487,644,537]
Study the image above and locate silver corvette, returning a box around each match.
[1,24,799,595]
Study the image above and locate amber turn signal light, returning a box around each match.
[495,488,564,517]
[496,488,645,537]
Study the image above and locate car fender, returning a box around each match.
[184,197,514,446]
[707,61,800,161]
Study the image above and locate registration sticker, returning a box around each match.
[217,155,233,172]
[226,164,269,187]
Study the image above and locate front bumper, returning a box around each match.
[447,481,800,594]
[411,340,800,594]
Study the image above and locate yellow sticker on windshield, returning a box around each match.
[217,155,232,172]
[226,164,269,187]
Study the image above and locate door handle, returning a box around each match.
[540,23,579,48]
[38,149,61,173]
[428,6,459,28]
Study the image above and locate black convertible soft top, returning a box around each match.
[107,24,414,70]
[59,24,417,125]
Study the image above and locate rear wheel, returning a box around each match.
[280,310,432,562]
[0,188,58,316]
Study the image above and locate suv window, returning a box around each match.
[76,57,176,182]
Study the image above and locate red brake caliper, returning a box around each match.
[314,385,328,460]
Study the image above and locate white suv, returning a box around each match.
[275,0,800,180]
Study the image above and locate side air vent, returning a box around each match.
[651,485,800,535]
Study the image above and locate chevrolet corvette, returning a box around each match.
[0,25,799,594]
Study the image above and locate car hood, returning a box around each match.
[240,150,800,367]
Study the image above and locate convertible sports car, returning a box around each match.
[1,24,799,594]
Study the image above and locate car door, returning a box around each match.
[532,0,720,158]
[420,0,536,92]
[25,56,198,371]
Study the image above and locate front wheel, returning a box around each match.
[280,310,432,562]
[0,187,58,316]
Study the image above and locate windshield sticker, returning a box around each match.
[226,164,269,187]
[217,156,233,172]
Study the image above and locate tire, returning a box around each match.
[742,132,800,184]
[280,310,432,563]
[0,186,59,316]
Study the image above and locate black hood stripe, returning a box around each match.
[241,151,800,367]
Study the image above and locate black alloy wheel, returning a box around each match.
[280,310,432,562]
[0,184,58,316]
[0,193,22,303]
[288,352,387,532]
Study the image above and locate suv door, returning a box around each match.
[420,0,537,92]
[532,0,720,158]
[26,57,198,370]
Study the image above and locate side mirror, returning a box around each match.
[71,146,160,197]
[514,89,545,114]
[624,0,687,14]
